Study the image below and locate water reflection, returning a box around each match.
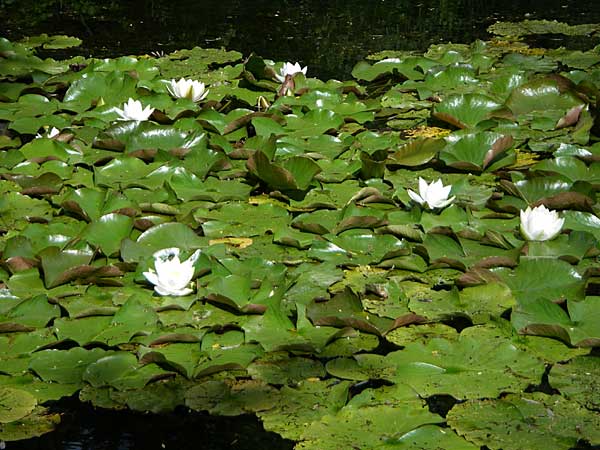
[2,0,600,79]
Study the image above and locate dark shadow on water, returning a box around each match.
[5,397,293,450]
[2,0,600,79]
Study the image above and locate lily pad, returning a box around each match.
[447,393,600,450]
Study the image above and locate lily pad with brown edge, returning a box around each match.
[0,295,60,331]
[307,287,394,336]
[504,76,585,118]
[440,131,515,172]
[247,150,321,192]
[433,93,501,129]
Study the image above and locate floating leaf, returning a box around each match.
[440,132,514,171]
[0,387,37,423]
[549,356,600,409]
[447,393,600,450]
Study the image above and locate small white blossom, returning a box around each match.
[376,58,402,64]
[35,127,60,139]
[520,205,564,241]
[275,62,308,82]
[115,98,154,121]
[143,247,200,296]
[407,177,455,210]
[166,78,209,102]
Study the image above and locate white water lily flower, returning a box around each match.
[115,98,154,121]
[35,127,60,139]
[143,247,201,296]
[167,78,209,102]
[376,57,402,64]
[520,205,565,241]
[407,177,455,209]
[275,61,308,82]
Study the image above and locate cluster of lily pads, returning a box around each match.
[0,22,599,450]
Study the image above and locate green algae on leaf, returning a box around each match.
[447,393,600,450]
[549,355,600,409]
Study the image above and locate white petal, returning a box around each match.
[418,177,429,196]
[407,189,424,205]
[154,284,193,297]
[142,270,159,286]
[519,205,563,241]
[432,195,455,209]
[153,247,180,260]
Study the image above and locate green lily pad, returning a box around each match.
[549,356,600,409]
[387,326,544,398]
[247,151,321,191]
[495,257,586,303]
[504,76,585,118]
[121,222,205,262]
[0,405,61,441]
[388,138,444,167]
[0,387,37,423]
[440,131,515,171]
[447,393,600,450]
[29,347,111,385]
[83,352,168,390]
[296,384,443,450]
[81,213,134,257]
[434,93,501,128]
[0,295,60,331]
[257,379,351,441]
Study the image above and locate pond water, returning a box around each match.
[2,0,600,79]
[4,397,294,450]
[1,1,600,449]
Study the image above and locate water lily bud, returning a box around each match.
[115,98,154,121]
[519,205,564,241]
[407,177,455,210]
[143,247,200,296]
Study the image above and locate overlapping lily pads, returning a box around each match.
[0,26,598,449]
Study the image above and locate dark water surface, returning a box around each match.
[4,397,294,450]
[2,0,600,79]
[1,1,600,449]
